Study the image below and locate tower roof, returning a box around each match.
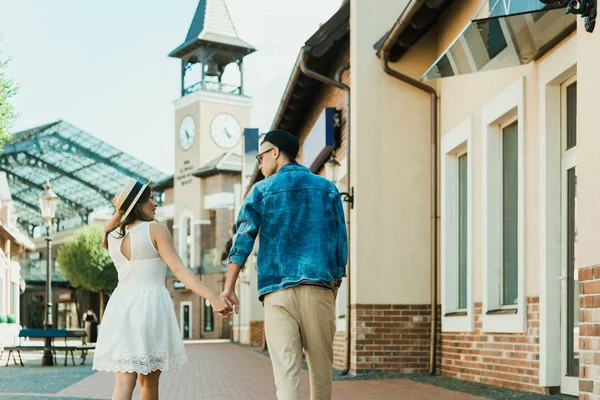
[169,0,255,59]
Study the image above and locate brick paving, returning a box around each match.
[54,343,485,400]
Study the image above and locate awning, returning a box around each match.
[421,0,576,81]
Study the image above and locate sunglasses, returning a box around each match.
[256,148,274,164]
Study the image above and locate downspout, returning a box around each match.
[300,46,353,376]
[378,0,439,375]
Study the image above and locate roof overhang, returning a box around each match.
[375,0,454,62]
[245,2,350,192]
[168,36,256,61]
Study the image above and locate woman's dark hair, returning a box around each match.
[103,186,153,248]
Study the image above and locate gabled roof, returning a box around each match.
[169,0,255,59]
[193,152,241,178]
[2,120,169,232]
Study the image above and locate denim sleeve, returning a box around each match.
[228,185,262,268]
[332,190,348,279]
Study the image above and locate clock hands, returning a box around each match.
[224,127,232,139]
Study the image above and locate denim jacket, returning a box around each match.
[228,163,348,300]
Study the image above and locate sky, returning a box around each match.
[0,0,343,174]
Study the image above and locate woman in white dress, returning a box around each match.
[93,179,231,400]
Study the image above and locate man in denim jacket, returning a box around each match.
[222,129,348,400]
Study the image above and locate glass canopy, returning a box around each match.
[421,0,576,81]
[1,121,169,233]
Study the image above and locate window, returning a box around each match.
[502,121,519,306]
[0,276,4,315]
[482,77,525,333]
[204,298,214,332]
[11,282,18,316]
[458,154,468,310]
[441,117,473,332]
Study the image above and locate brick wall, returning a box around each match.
[350,304,432,374]
[579,265,600,400]
[249,320,264,347]
[333,331,345,369]
[440,297,541,393]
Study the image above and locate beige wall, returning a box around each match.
[434,0,544,299]
[174,101,203,221]
[576,20,600,269]
[350,0,433,304]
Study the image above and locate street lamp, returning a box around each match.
[38,180,57,366]
[324,155,354,208]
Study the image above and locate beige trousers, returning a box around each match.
[264,285,336,400]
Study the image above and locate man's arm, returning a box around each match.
[222,186,262,313]
[332,190,348,281]
[222,263,242,313]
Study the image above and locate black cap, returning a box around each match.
[262,129,299,160]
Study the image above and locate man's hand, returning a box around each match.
[210,294,232,317]
[221,288,240,314]
[333,286,339,300]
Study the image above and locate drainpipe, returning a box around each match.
[378,0,440,375]
[300,46,353,376]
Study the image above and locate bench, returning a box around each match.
[2,344,96,366]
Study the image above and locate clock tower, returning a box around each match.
[167,0,254,339]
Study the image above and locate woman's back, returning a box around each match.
[107,221,166,289]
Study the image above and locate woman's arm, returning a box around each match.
[104,196,124,234]
[151,223,231,315]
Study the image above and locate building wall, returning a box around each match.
[574,18,600,400]
[350,0,433,306]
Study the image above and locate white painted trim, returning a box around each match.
[0,273,5,316]
[481,77,526,333]
[193,220,212,225]
[441,117,474,332]
[538,35,577,389]
[173,89,252,109]
[559,74,579,396]
[180,301,193,339]
[336,317,346,332]
[178,210,196,268]
[204,192,235,210]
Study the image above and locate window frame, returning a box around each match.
[482,77,526,333]
[441,117,474,333]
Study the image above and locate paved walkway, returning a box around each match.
[54,343,484,400]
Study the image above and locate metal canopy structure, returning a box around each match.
[1,120,169,233]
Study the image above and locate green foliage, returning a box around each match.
[0,49,18,147]
[57,225,117,292]
[6,314,16,323]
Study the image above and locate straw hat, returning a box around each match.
[113,178,150,220]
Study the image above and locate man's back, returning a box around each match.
[228,163,347,299]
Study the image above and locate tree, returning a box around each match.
[57,225,117,321]
[0,47,18,146]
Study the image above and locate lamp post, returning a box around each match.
[39,181,58,366]
[324,156,354,208]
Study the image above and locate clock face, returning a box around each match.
[210,113,241,149]
[178,115,196,151]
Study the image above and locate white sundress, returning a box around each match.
[93,221,187,374]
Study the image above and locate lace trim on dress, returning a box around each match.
[93,349,187,375]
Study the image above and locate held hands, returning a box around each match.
[220,288,240,315]
[210,293,233,317]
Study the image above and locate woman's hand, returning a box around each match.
[112,196,124,216]
[210,294,232,317]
